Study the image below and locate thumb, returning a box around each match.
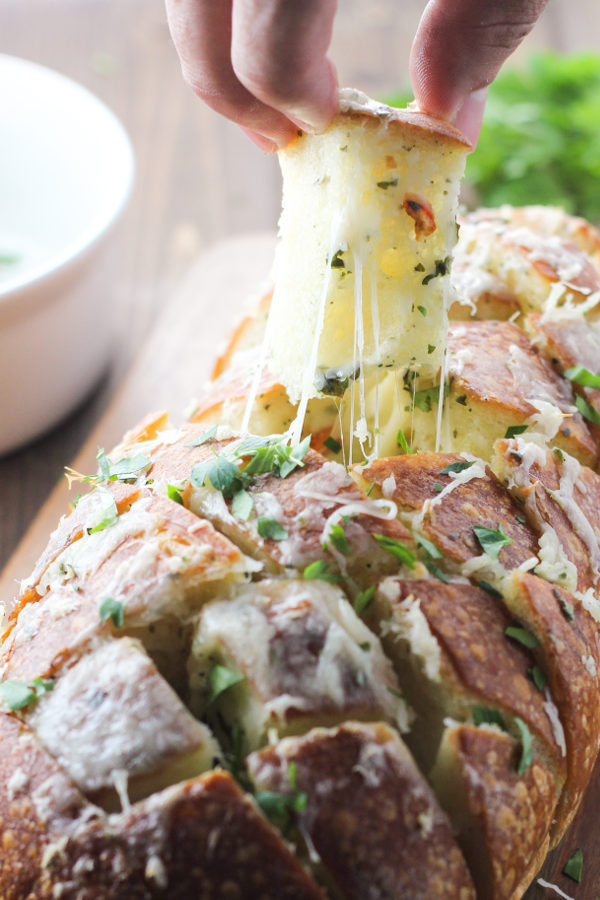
[410,0,549,145]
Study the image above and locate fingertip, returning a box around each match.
[240,127,280,154]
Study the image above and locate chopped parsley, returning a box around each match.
[562,848,583,883]
[528,665,547,691]
[255,762,308,822]
[327,523,351,555]
[427,344,436,354]
[413,384,449,413]
[353,585,376,616]
[303,559,343,584]
[504,424,529,440]
[553,587,575,621]
[433,482,443,493]
[564,364,600,389]
[167,483,184,505]
[237,435,311,479]
[99,596,125,628]
[473,524,513,560]
[191,455,249,497]
[505,624,539,649]
[422,256,450,286]
[514,717,534,775]
[575,393,600,426]
[373,534,416,567]
[323,435,342,454]
[208,664,244,703]
[0,677,54,711]
[417,305,427,317]
[80,447,151,484]
[478,580,503,599]
[330,249,346,269]
[257,517,288,541]
[473,707,507,730]
[186,424,217,447]
[88,488,119,534]
[439,459,475,476]
[424,559,450,583]
[231,489,254,521]
[396,428,411,454]
[376,178,398,189]
[417,536,442,559]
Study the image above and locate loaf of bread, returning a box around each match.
[1,98,600,899]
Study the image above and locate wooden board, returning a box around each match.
[0,231,597,899]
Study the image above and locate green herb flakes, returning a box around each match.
[167,483,184,505]
[396,428,411,454]
[330,249,346,269]
[563,847,583,883]
[439,460,475,476]
[208,664,244,703]
[303,559,342,584]
[327,523,351,555]
[0,677,54,711]
[422,257,450,285]
[417,305,427,317]
[376,178,398,190]
[99,596,125,628]
[514,717,534,775]
[323,435,342,454]
[528,665,547,692]
[257,517,288,541]
[575,393,600,426]
[88,488,119,534]
[553,587,575,621]
[186,424,217,447]
[564,364,600,389]
[473,524,513,560]
[373,534,416,567]
[505,624,539,649]
[231,489,254,521]
[353,585,376,616]
[504,425,529,440]
[413,385,449,413]
[478,580,503,600]
[191,456,248,498]
[473,707,507,730]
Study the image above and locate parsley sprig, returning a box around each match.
[0,677,54,711]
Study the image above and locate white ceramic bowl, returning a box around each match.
[0,54,134,455]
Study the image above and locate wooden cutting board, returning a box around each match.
[0,232,597,899]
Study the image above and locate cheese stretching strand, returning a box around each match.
[267,89,470,437]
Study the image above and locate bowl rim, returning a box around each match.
[0,53,135,307]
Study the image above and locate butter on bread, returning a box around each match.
[268,89,470,403]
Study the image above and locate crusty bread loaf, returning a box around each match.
[2,98,600,897]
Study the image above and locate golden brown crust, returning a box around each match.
[431,723,556,900]
[248,722,476,900]
[448,321,598,466]
[332,101,472,150]
[507,572,600,842]
[358,453,539,569]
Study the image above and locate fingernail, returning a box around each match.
[241,127,278,154]
[454,87,488,148]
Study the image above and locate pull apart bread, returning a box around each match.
[2,93,600,900]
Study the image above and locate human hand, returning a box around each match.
[165,0,549,151]
[410,0,550,145]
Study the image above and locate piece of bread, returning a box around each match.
[2,96,600,898]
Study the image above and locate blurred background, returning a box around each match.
[0,0,599,571]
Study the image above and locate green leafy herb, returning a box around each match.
[422,257,450,285]
[257,517,288,541]
[167,483,184,505]
[99,596,124,628]
[396,428,411,454]
[82,448,151,484]
[237,435,310,479]
[528,665,547,691]
[473,524,513,560]
[191,456,249,498]
[186,424,217,447]
[0,677,54,711]
[303,559,343,583]
[413,384,449,412]
[373,534,416,567]
[427,344,436,354]
[424,559,451,583]
[439,460,475,476]
[323,435,342,454]
[553,587,575,621]
[365,480,376,497]
[515,513,526,524]
[563,848,584,883]
[504,424,529,440]
[376,178,398,189]
[208,664,244,703]
[353,585,376,616]
[433,482,443,493]
[417,536,442,559]
[473,707,507,730]
[88,488,119,534]
[231,489,254,521]
[387,686,404,700]
[575,393,600,426]
[478,580,503,599]
[505,624,539,649]
[255,763,308,822]
[327,523,351,555]
[564,364,600,389]
[330,249,346,268]
[515,717,534,775]
[417,305,427,317]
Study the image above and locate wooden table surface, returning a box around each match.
[1,1,600,896]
